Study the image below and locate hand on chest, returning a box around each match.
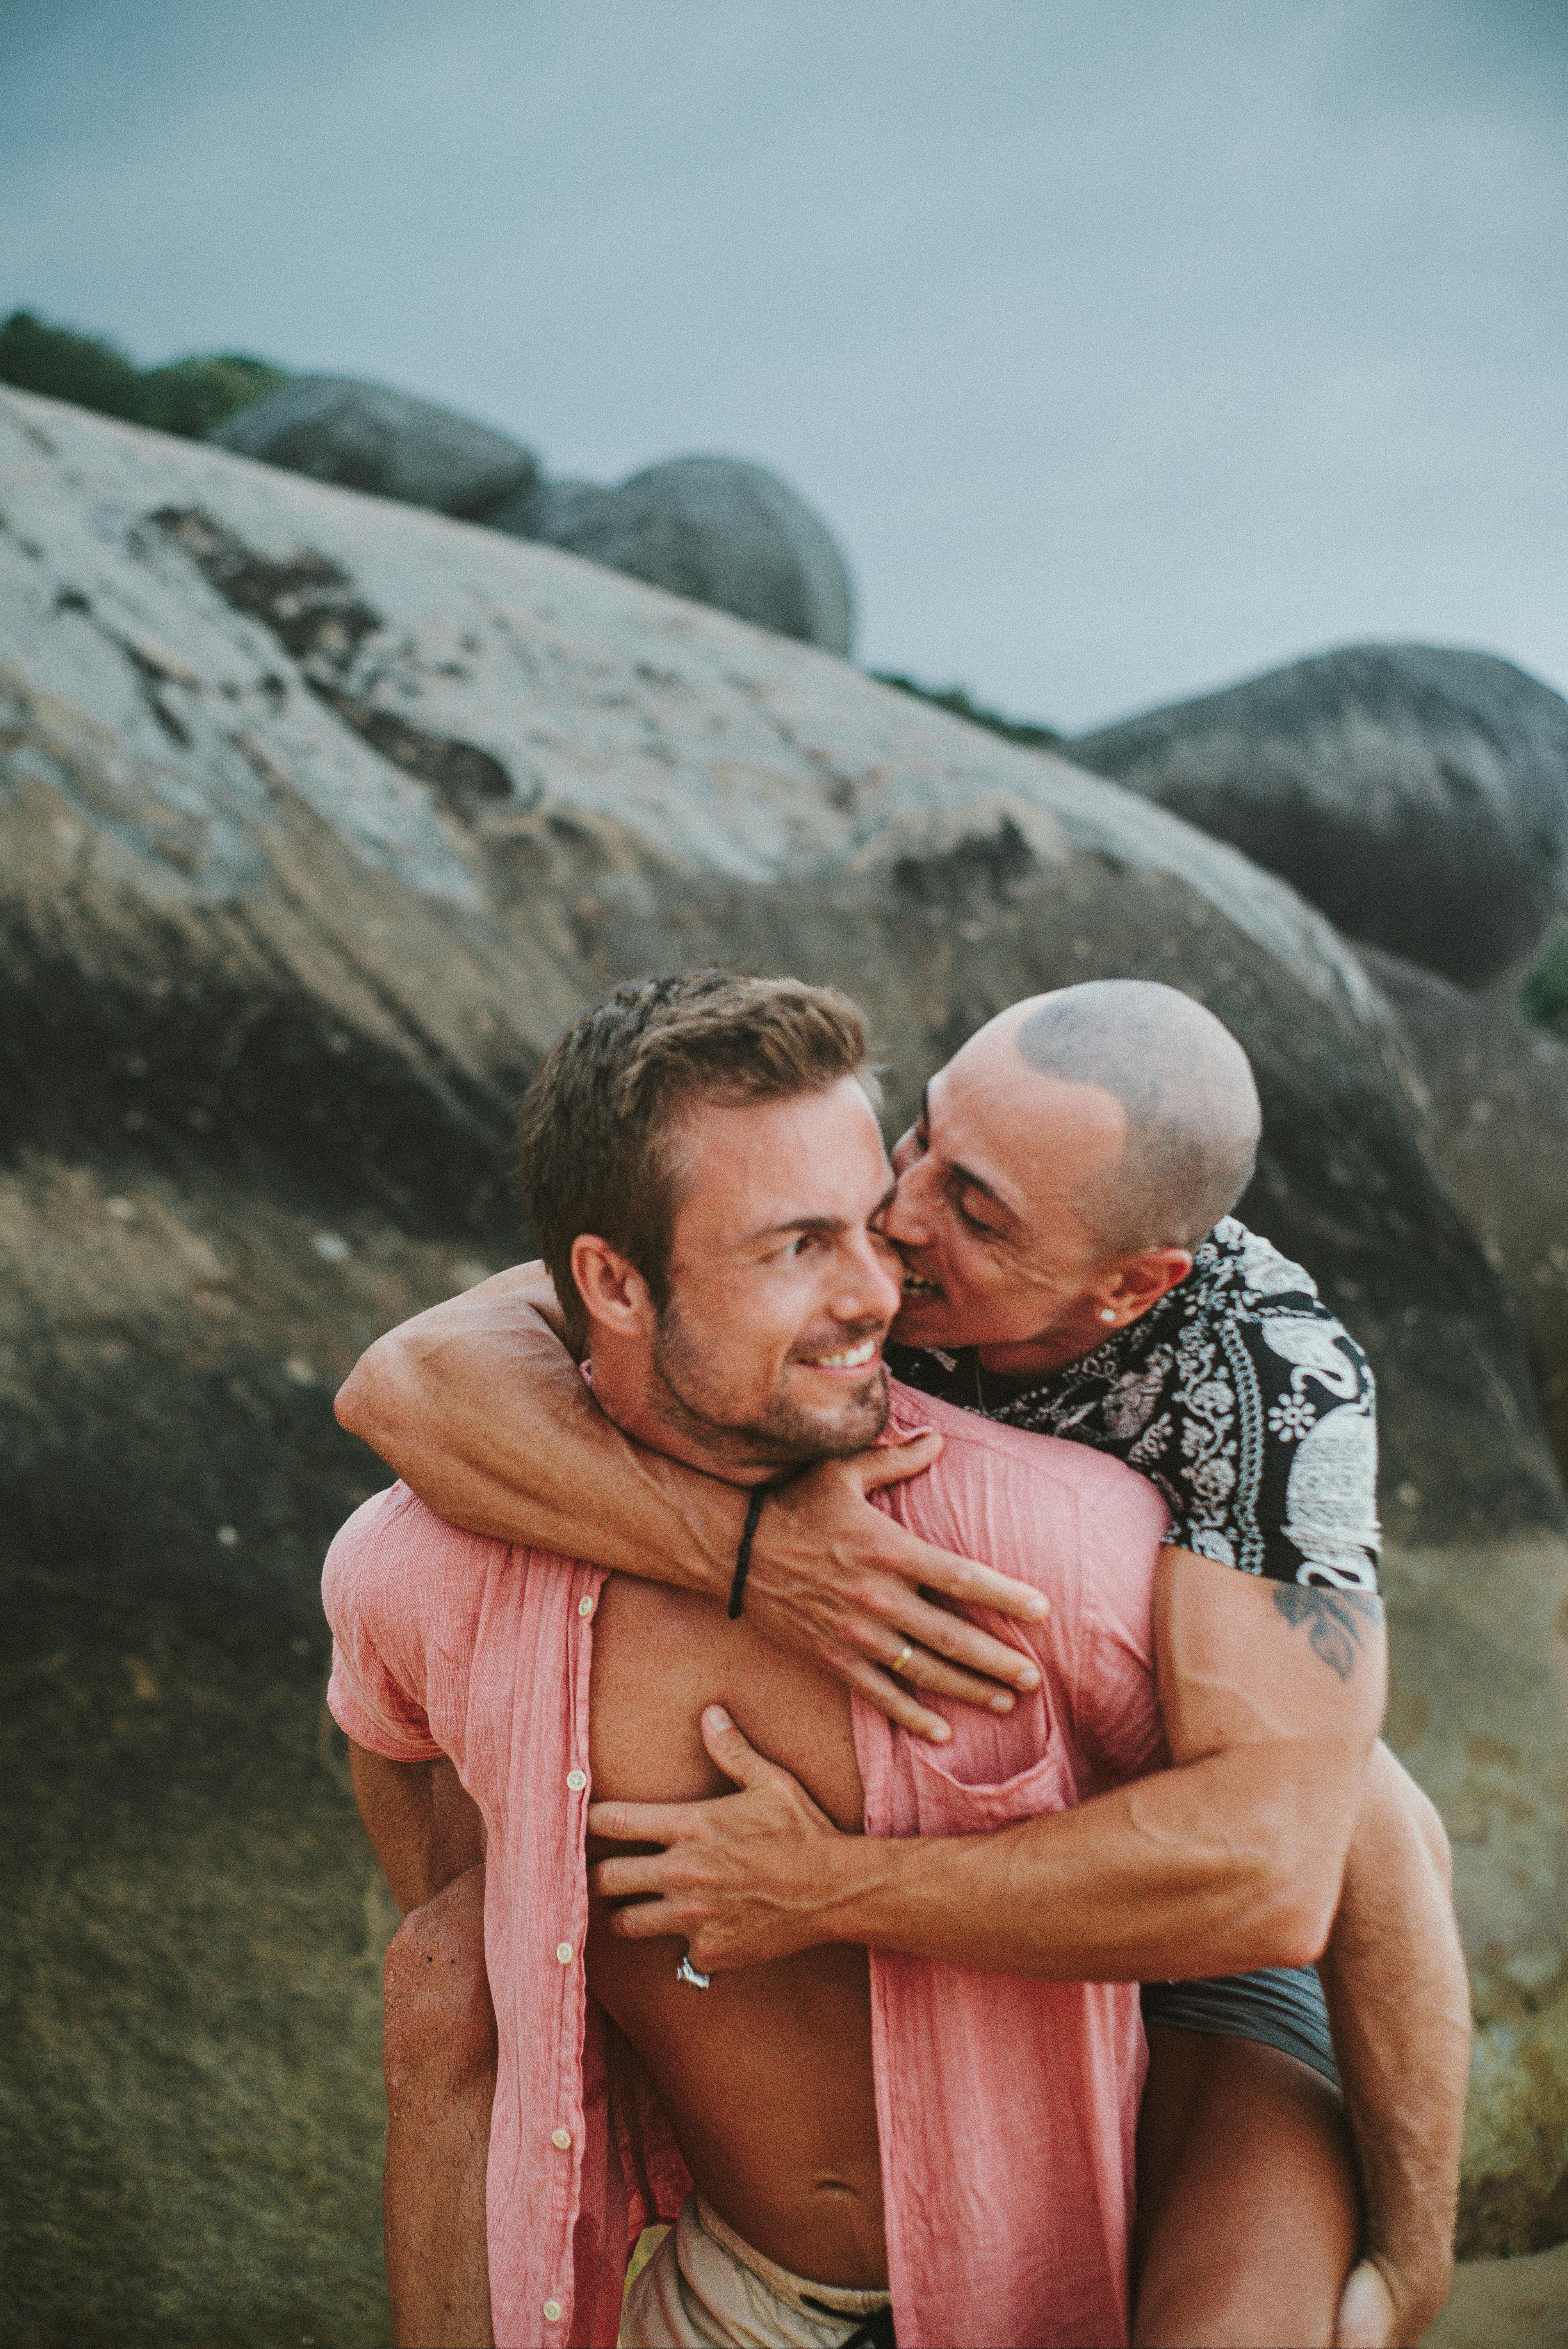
[587,1576,866,1832]
[588,1573,1074,1842]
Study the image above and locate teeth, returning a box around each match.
[806,1337,878,1369]
[902,1274,937,1295]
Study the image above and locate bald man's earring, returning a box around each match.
[1099,1309,1117,1324]
[676,1955,712,1990]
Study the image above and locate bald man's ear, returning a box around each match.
[1101,1247,1193,1324]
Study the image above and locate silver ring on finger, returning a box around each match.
[890,1641,916,1676]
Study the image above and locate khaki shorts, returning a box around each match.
[619,2193,892,2349]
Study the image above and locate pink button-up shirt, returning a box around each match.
[324,1381,1170,2349]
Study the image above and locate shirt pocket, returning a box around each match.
[907,1717,1075,1833]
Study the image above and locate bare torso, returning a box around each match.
[586,1574,885,2288]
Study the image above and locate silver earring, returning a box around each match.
[1099,1309,1117,1324]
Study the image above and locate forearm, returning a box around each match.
[1318,1743,1469,2287]
[337,1273,744,1596]
[349,1747,486,1914]
[816,1744,1355,1980]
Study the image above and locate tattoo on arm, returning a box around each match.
[1273,1584,1384,1681]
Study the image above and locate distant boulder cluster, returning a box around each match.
[210,374,855,658]
[208,378,1568,1001]
[5,313,1564,1016]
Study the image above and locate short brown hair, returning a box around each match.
[517,970,875,1340]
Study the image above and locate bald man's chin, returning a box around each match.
[891,1290,959,1345]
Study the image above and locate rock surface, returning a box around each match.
[1363,946,1568,1491]
[1073,644,1568,989]
[210,373,536,520]
[3,386,1567,2337]
[496,451,855,655]
[1429,2243,1568,2349]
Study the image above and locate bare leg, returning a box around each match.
[1133,2028,1361,2349]
[382,1864,499,2349]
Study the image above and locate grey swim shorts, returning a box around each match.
[1140,1965,1340,2089]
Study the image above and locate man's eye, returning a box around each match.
[956,1195,997,1237]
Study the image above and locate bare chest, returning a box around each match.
[587,1574,864,1830]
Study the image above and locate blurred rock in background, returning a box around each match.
[208,374,538,521]
[490,452,855,655]
[1361,946,1568,1497]
[4,382,1568,2338]
[1073,643,1568,991]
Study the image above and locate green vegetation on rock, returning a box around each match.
[135,353,289,438]
[1523,914,1568,1043]
[0,310,285,439]
[871,671,1061,749]
[0,309,144,419]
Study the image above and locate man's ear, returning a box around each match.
[570,1233,656,1337]
[1108,1246,1192,1313]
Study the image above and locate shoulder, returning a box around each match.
[322,1484,515,1636]
[1219,1222,1373,1365]
[885,1379,1171,1555]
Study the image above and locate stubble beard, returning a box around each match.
[649,1297,890,1472]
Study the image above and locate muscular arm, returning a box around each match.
[1321,1743,1468,2345]
[589,1549,1386,1982]
[336,1265,1054,1740]
[337,1264,733,1570]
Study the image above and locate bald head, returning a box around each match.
[1004,981,1260,1256]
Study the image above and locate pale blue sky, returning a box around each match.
[3,0,1563,729]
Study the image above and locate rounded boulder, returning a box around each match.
[499,453,855,655]
[210,374,536,520]
[1073,644,1568,989]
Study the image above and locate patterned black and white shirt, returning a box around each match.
[888,1216,1380,1592]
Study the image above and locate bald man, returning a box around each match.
[339,980,1467,2348]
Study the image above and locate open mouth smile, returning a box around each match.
[799,1336,880,1370]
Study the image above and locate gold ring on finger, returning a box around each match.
[891,1641,916,1675]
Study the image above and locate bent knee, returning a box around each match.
[383,1864,495,2096]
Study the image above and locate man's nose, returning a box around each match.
[882,1157,932,1246]
[836,1229,905,1326]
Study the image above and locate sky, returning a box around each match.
[2,0,1563,732]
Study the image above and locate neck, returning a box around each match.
[586,1336,781,1489]
[975,1329,1103,1378]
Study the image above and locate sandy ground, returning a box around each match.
[1428,2245,1568,2347]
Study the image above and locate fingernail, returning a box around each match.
[1017,1665,1040,1689]
[1027,1597,1048,1619]
[930,1720,951,1741]
[989,1693,1016,1713]
[707,1706,731,1731]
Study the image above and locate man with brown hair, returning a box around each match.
[337,973,1468,2348]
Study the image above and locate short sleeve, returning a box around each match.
[322,1488,445,1763]
[1195,1317,1381,1593]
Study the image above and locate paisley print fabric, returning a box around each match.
[887,1216,1381,1591]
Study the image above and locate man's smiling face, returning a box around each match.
[638,1072,905,1470]
[881,1016,1131,1374]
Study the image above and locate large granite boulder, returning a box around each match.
[492,451,855,656]
[2,387,1566,2338]
[1363,946,1568,1497]
[209,374,536,520]
[1073,645,1568,990]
